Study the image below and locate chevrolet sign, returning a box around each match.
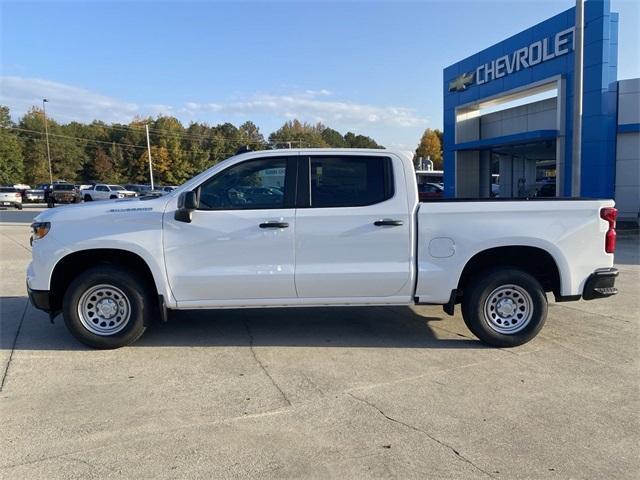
[449,27,575,93]
[448,72,475,92]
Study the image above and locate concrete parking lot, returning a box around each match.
[1,208,638,479]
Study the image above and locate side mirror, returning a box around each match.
[175,191,197,223]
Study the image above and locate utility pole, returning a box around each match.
[145,124,154,190]
[42,99,53,184]
[571,0,584,197]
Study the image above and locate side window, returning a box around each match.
[96,185,108,192]
[198,158,287,210]
[309,156,393,208]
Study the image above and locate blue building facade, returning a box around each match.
[443,0,619,199]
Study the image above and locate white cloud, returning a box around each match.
[0,76,139,123]
[182,93,426,128]
[0,76,427,133]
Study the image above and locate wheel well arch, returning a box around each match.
[457,246,561,298]
[49,249,158,313]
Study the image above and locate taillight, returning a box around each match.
[600,207,617,254]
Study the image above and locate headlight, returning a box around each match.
[31,222,51,240]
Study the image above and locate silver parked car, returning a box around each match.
[0,187,23,209]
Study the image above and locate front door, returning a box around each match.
[294,154,412,299]
[163,156,297,304]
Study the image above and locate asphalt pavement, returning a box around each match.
[0,214,638,479]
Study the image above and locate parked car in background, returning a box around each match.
[82,184,137,201]
[537,182,557,198]
[124,184,150,196]
[418,182,444,201]
[160,186,177,193]
[48,183,82,207]
[24,189,46,203]
[0,186,23,209]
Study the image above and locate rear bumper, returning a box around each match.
[582,268,619,300]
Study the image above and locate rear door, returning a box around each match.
[294,154,412,299]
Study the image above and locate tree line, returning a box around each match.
[0,105,443,186]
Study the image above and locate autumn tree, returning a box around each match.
[7,109,386,186]
[414,128,443,170]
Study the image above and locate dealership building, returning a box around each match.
[442,0,639,225]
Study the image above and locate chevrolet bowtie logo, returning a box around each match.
[449,71,475,92]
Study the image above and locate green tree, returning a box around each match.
[321,127,347,147]
[0,106,25,185]
[269,120,328,148]
[239,121,266,148]
[414,128,443,169]
[18,108,84,183]
[344,132,383,149]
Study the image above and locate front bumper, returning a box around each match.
[583,268,619,300]
[27,284,52,312]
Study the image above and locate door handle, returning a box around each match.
[374,219,403,227]
[259,222,289,229]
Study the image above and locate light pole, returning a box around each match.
[145,124,154,190]
[42,99,53,184]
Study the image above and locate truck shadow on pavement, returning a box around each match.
[0,297,488,350]
[2,297,487,350]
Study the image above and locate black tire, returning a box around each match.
[109,195,117,199]
[62,265,150,349]
[461,267,547,348]
[84,194,92,201]
[17,204,23,210]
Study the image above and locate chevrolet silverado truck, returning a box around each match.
[27,149,619,349]
[81,184,137,201]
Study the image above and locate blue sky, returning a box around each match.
[1,0,638,149]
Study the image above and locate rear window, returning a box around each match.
[0,187,17,192]
[309,156,394,208]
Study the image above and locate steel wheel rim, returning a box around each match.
[483,284,533,334]
[78,284,131,336]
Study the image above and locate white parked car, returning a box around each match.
[81,184,137,201]
[0,187,23,209]
[27,149,619,349]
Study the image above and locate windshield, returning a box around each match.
[54,184,75,191]
[109,185,125,191]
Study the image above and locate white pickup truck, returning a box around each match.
[81,184,137,201]
[27,149,619,349]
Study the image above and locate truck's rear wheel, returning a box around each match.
[84,194,92,201]
[461,268,547,347]
[62,266,149,349]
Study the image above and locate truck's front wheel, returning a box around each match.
[461,268,547,347]
[62,266,149,349]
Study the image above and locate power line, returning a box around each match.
[5,125,309,150]
[5,126,289,160]
[6,126,150,150]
